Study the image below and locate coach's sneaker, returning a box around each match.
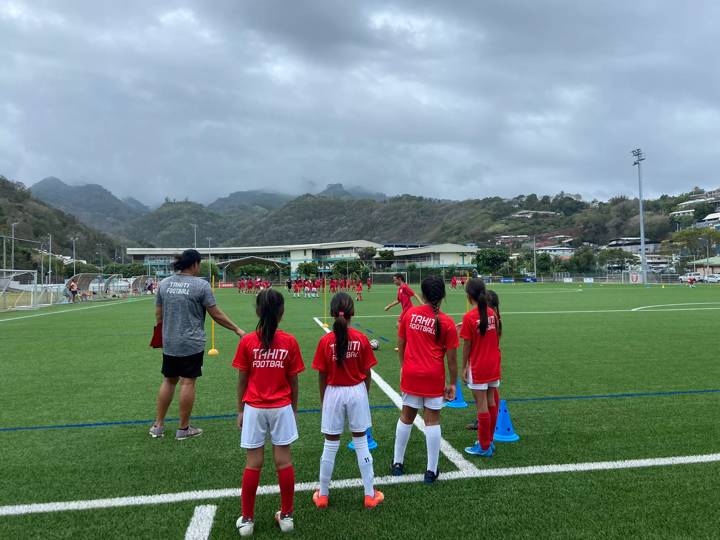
[364,490,384,509]
[390,462,404,476]
[175,426,203,440]
[464,441,494,457]
[236,516,254,537]
[465,419,479,431]
[274,511,294,533]
[148,425,164,438]
[312,490,329,508]
[423,469,440,483]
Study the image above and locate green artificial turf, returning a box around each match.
[1,282,719,538]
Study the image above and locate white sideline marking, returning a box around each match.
[3,453,720,517]
[631,302,720,312]
[313,317,479,474]
[185,505,216,540]
[0,297,153,323]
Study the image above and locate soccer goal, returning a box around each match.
[0,269,39,311]
[370,271,407,284]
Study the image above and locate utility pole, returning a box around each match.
[97,243,104,274]
[71,236,78,276]
[192,224,198,249]
[48,234,52,284]
[631,148,648,285]
[206,237,213,281]
[533,236,538,278]
[10,222,18,271]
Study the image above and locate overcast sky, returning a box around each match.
[2,1,719,204]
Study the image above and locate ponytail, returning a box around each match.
[487,289,502,338]
[421,276,445,343]
[255,289,285,350]
[466,278,490,336]
[173,249,201,272]
[330,292,354,366]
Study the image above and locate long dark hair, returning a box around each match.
[255,289,284,350]
[487,289,502,338]
[173,249,201,272]
[330,292,354,366]
[421,275,445,343]
[466,278,489,336]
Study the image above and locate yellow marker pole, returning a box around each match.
[322,273,329,328]
[208,274,219,356]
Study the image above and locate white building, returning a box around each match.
[605,238,661,254]
[389,243,478,269]
[535,245,575,258]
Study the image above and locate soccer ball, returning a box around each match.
[369,339,379,350]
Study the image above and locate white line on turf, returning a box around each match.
[631,302,720,312]
[184,505,217,540]
[313,317,478,474]
[0,297,153,323]
[3,453,720,517]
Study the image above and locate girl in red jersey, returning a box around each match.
[384,273,416,324]
[355,280,363,302]
[391,276,459,483]
[460,279,501,457]
[233,290,305,536]
[311,293,383,509]
[366,276,372,290]
[450,276,457,289]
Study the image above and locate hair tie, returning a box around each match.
[338,311,345,317]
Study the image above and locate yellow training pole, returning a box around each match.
[322,274,329,328]
[208,274,219,356]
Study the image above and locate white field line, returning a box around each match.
[0,297,153,323]
[184,505,216,540]
[312,317,478,474]
[352,305,720,319]
[631,302,720,312]
[4,453,720,517]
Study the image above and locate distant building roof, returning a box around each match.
[390,243,478,256]
[701,212,720,221]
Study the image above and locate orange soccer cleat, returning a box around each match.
[364,490,384,509]
[312,490,329,508]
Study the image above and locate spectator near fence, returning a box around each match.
[149,249,246,440]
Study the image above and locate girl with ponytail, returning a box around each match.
[233,289,305,536]
[311,293,383,509]
[391,275,459,484]
[461,279,502,458]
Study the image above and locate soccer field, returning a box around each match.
[1,282,720,539]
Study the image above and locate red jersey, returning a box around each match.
[398,283,415,313]
[398,304,459,397]
[232,330,305,408]
[312,327,377,386]
[356,283,363,292]
[459,308,501,384]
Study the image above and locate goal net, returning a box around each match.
[0,269,38,311]
[370,271,407,285]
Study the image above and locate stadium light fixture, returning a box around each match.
[631,148,647,285]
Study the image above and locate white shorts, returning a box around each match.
[240,404,298,449]
[321,382,372,435]
[402,392,444,411]
[467,370,501,391]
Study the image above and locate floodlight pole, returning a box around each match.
[71,236,78,276]
[48,234,52,284]
[206,237,213,281]
[191,224,198,248]
[631,148,648,285]
[10,222,18,271]
[533,236,538,278]
[97,243,104,274]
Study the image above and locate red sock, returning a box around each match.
[277,465,295,514]
[489,388,500,437]
[241,468,261,519]
[477,412,492,450]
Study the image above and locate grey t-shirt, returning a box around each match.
[156,274,217,357]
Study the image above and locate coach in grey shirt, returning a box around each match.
[149,249,245,441]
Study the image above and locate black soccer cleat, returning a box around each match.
[391,462,405,476]
[424,469,440,484]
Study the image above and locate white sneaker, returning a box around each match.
[275,511,294,533]
[236,516,254,537]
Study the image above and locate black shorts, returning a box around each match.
[162,352,204,379]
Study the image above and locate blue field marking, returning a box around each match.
[507,388,720,404]
[379,336,390,343]
[0,404,398,433]
[365,328,374,334]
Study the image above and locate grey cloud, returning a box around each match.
[1,0,719,205]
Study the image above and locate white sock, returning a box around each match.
[352,436,375,497]
[425,424,441,474]
[319,439,340,496]
[393,419,413,465]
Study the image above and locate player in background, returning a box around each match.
[391,276,459,483]
[366,276,372,290]
[384,273,416,323]
[460,279,501,457]
[233,290,304,536]
[312,293,383,509]
[355,280,363,302]
[339,278,346,291]
[450,275,457,289]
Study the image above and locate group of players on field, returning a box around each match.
[151,252,501,537]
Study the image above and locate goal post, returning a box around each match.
[0,269,38,311]
[369,271,407,285]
